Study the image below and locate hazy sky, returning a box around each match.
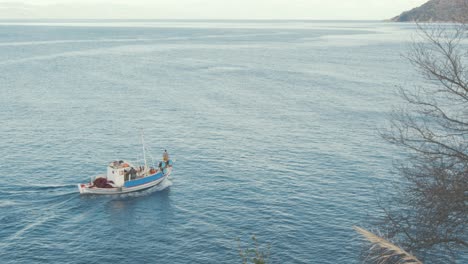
[0,0,428,20]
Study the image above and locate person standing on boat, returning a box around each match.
[164,150,173,168]
[158,150,167,174]
[124,169,130,181]
[129,167,137,180]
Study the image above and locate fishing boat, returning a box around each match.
[78,137,173,195]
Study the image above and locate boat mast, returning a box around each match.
[141,129,147,170]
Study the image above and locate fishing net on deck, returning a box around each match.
[93,178,114,188]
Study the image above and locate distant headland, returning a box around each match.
[391,0,468,22]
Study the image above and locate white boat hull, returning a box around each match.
[78,169,171,195]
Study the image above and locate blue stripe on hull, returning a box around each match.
[124,172,164,188]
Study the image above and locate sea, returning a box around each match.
[0,20,425,263]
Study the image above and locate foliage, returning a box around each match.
[238,235,270,264]
[354,226,422,264]
[376,23,468,263]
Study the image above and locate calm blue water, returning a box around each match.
[0,21,420,263]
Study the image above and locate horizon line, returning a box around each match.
[0,18,389,22]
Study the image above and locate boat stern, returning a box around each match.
[77,183,89,194]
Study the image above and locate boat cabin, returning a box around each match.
[107,160,136,187]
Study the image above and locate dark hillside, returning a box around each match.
[391,0,468,22]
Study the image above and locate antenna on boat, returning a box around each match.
[140,128,148,170]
